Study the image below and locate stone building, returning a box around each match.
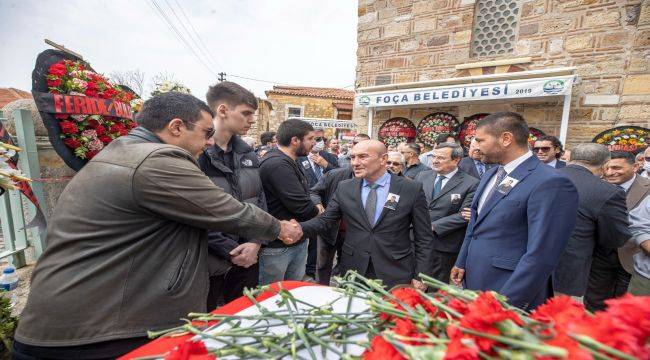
[264,86,356,140]
[354,0,650,149]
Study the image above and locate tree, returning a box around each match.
[109,70,146,98]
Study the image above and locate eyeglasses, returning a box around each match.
[533,146,552,153]
[315,137,324,142]
[186,121,215,139]
[386,161,403,166]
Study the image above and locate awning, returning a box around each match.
[355,67,578,144]
[288,117,356,130]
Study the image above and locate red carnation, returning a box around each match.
[531,296,587,335]
[393,318,428,345]
[47,78,62,88]
[164,340,214,360]
[59,121,78,135]
[109,123,126,134]
[94,125,106,136]
[63,137,82,149]
[86,150,100,159]
[603,294,650,343]
[536,333,592,360]
[85,89,98,97]
[444,327,479,360]
[48,62,67,77]
[98,135,112,144]
[363,336,406,360]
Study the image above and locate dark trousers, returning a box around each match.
[316,231,345,285]
[207,263,259,310]
[584,249,631,312]
[12,337,149,360]
[431,249,459,284]
[306,236,318,278]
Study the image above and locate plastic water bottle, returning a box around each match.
[0,266,19,308]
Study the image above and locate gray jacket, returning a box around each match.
[15,128,280,346]
[629,196,650,279]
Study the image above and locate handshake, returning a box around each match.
[278,219,304,245]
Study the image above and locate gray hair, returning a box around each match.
[569,143,610,167]
[435,142,464,160]
[387,151,405,165]
[636,152,644,161]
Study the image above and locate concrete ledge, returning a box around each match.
[583,95,620,106]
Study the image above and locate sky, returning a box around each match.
[0,0,358,99]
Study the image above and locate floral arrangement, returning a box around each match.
[378,118,417,147]
[151,80,192,97]
[150,271,649,360]
[459,114,488,149]
[0,142,31,192]
[46,60,137,159]
[416,113,459,148]
[528,127,546,148]
[593,127,649,153]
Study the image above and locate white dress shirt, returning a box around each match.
[619,174,636,192]
[547,159,557,168]
[435,167,459,190]
[477,151,534,213]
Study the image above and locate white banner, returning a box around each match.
[289,118,356,129]
[356,75,575,108]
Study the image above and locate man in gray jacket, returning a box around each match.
[13,92,301,359]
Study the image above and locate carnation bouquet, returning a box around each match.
[148,271,649,360]
[593,126,649,153]
[378,118,417,147]
[416,113,459,148]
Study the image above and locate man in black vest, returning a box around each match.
[198,82,272,308]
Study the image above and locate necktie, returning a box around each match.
[433,175,444,197]
[483,166,507,206]
[365,183,380,225]
[477,162,485,177]
[314,165,323,180]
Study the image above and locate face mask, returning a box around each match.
[313,141,325,152]
[644,162,650,172]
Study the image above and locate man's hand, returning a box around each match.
[460,207,471,221]
[411,279,427,291]
[450,267,465,286]
[278,219,303,245]
[316,204,325,214]
[230,243,261,268]
[309,153,329,168]
[640,239,650,256]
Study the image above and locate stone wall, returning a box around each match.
[355,0,650,147]
[265,94,340,131]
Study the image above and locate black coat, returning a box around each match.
[301,174,435,288]
[553,165,631,296]
[198,136,268,259]
[260,149,319,247]
[298,151,339,187]
[458,157,494,179]
[309,167,355,246]
[414,170,479,253]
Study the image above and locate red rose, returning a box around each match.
[94,125,106,136]
[99,135,112,144]
[63,137,82,149]
[59,121,78,135]
[48,62,67,77]
[109,123,126,135]
[85,89,98,97]
[47,78,62,88]
[87,119,100,128]
[86,150,99,159]
[126,120,137,129]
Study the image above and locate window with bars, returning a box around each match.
[470,0,521,57]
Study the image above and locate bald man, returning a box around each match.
[301,140,435,289]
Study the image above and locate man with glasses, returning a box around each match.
[533,135,566,169]
[386,151,406,176]
[402,142,430,179]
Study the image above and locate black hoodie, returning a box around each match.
[260,148,319,247]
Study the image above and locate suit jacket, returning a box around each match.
[455,155,578,310]
[458,157,494,179]
[619,175,650,273]
[309,167,355,246]
[554,165,631,296]
[414,170,479,253]
[302,174,435,288]
[298,151,339,187]
[555,160,567,169]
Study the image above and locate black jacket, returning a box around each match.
[198,136,269,259]
[298,151,339,187]
[553,164,631,296]
[309,167,354,246]
[458,156,495,179]
[260,148,319,247]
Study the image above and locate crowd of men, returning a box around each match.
[11,82,650,359]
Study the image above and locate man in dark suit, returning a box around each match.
[583,151,650,310]
[451,112,578,310]
[310,166,355,285]
[302,140,434,289]
[297,131,338,280]
[533,135,566,169]
[458,137,494,179]
[553,144,631,298]
[415,142,479,283]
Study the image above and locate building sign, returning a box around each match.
[289,118,356,130]
[592,126,649,153]
[417,112,459,147]
[378,117,417,147]
[356,76,575,108]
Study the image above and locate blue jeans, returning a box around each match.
[258,240,308,285]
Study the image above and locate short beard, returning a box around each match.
[296,142,310,157]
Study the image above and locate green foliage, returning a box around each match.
[0,291,17,359]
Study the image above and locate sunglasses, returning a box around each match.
[533,146,552,153]
[187,122,215,139]
[645,157,650,162]
[315,137,324,142]
[386,161,403,166]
